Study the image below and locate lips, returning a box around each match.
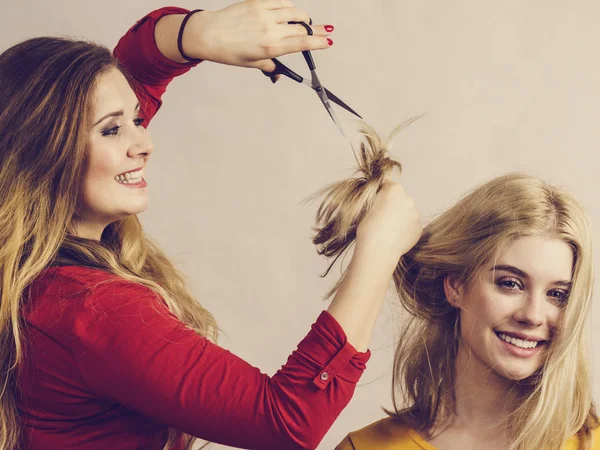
[495,330,547,343]
[117,166,143,177]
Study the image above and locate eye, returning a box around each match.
[497,278,523,292]
[102,125,121,137]
[102,117,145,137]
[548,289,569,305]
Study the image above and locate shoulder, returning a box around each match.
[33,265,121,290]
[563,425,600,449]
[586,425,600,449]
[27,266,162,322]
[337,417,424,450]
[31,265,152,299]
[593,426,600,448]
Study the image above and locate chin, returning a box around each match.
[112,207,146,223]
[122,209,145,219]
[130,207,147,216]
[123,201,149,216]
[494,363,541,382]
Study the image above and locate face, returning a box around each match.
[75,68,153,239]
[446,235,573,382]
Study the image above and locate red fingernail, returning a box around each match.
[325,25,334,32]
[327,38,333,46]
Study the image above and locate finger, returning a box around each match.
[254,58,277,72]
[307,24,334,37]
[271,7,310,24]
[276,35,333,55]
[261,0,295,10]
[280,23,314,38]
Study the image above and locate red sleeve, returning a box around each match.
[70,280,370,450]
[113,7,201,124]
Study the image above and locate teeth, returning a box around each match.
[498,332,539,349]
[115,170,143,184]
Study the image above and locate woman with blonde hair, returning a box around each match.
[313,124,600,450]
[0,1,422,449]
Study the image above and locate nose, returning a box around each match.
[128,126,154,158]
[512,291,545,328]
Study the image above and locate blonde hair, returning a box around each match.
[313,121,598,450]
[0,37,216,450]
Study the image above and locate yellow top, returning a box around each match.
[335,418,600,450]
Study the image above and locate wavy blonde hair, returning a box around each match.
[0,37,216,450]
[313,121,598,450]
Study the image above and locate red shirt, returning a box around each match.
[18,8,370,450]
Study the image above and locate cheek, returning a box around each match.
[79,142,122,205]
[85,142,122,181]
[459,288,514,335]
[82,161,111,198]
[547,306,562,331]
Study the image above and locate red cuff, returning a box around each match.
[295,311,371,390]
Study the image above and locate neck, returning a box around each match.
[71,218,108,241]
[449,344,520,430]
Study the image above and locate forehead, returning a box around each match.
[92,68,138,118]
[495,235,573,282]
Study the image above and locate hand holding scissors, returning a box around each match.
[262,21,362,136]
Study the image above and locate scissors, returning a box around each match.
[262,21,362,136]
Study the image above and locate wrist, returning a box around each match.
[352,242,401,274]
[348,249,398,290]
[182,10,216,62]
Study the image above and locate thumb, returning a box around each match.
[255,58,277,73]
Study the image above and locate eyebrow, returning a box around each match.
[93,102,141,127]
[490,264,572,288]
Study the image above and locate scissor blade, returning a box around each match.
[309,70,349,137]
[300,78,313,88]
[323,101,346,137]
[322,87,362,119]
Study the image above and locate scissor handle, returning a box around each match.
[289,21,315,71]
[262,58,303,83]
[261,21,315,82]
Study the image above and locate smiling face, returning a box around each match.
[75,67,153,240]
[446,234,573,382]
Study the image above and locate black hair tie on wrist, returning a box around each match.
[177,9,204,62]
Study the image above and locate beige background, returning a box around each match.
[2,1,599,448]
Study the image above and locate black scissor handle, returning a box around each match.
[262,58,303,83]
[289,21,315,71]
[261,21,315,81]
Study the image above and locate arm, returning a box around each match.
[326,183,422,351]
[114,1,334,123]
[113,7,201,124]
[71,279,369,449]
[326,245,398,352]
[153,0,333,70]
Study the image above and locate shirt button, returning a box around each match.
[320,372,330,381]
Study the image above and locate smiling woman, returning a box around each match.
[0,2,421,450]
[445,234,573,384]
[310,124,599,450]
[77,69,153,240]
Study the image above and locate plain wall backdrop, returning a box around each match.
[2,1,599,448]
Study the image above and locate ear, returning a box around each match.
[443,275,464,308]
